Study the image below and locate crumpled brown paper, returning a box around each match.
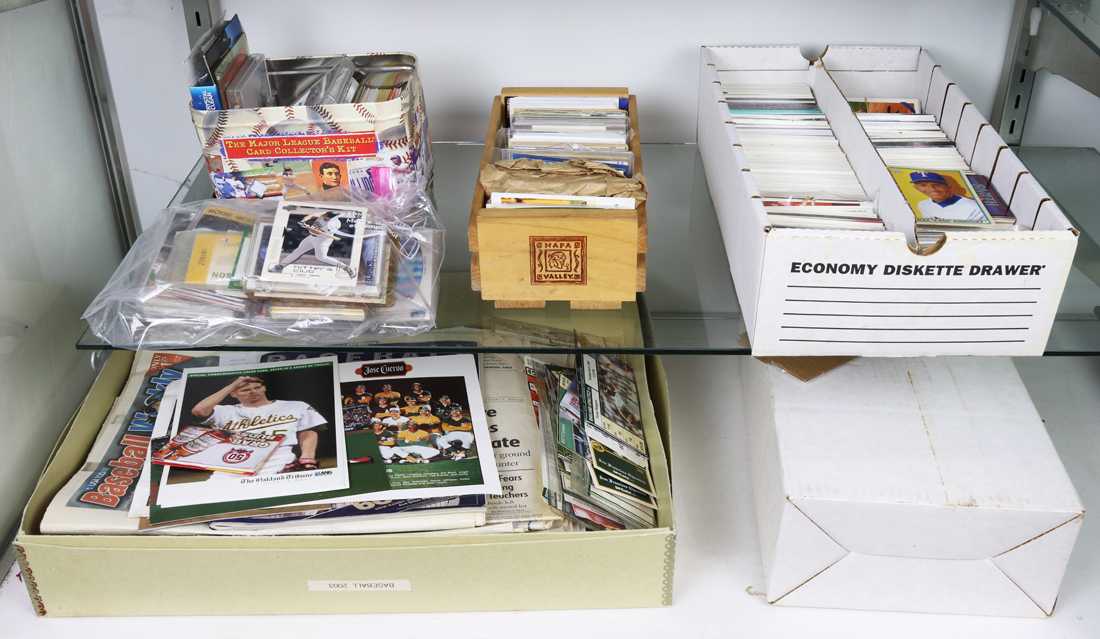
[479,159,647,201]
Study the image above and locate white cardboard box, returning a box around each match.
[698,45,1078,358]
[740,355,1084,617]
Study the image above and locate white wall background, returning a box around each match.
[92,0,1100,230]
[0,0,123,547]
[1022,69,1100,151]
[95,0,1030,229]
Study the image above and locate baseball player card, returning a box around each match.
[153,357,349,510]
[261,201,369,286]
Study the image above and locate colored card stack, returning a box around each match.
[723,83,884,231]
[854,99,1017,250]
[492,95,636,179]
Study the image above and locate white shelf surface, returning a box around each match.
[1,355,1098,637]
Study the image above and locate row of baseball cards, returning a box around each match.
[852,98,1018,250]
[43,346,587,536]
[492,94,636,180]
[527,349,658,531]
[723,83,884,231]
[155,200,397,316]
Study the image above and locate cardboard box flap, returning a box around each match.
[768,500,848,601]
[940,84,970,141]
[706,45,810,71]
[956,106,986,164]
[817,45,922,71]
[991,515,1084,615]
[971,126,1006,178]
[926,66,952,123]
[791,498,1081,559]
[771,357,1084,512]
[1035,199,1076,233]
[990,144,1029,205]
[1011,173,1050,229]
[778,553,1048,617]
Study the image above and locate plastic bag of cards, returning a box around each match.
[83,180,444,349]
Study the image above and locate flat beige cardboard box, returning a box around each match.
[14,350,675,617]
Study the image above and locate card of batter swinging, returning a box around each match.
[262,202,368,286]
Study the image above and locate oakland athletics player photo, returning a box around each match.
[189,375,328,475]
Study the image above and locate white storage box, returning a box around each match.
[698,45,1078,358]
[740,355,1084,617]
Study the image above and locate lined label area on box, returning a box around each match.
[752,232,1076,356]
[308,580,411,592]
[778,284,1040,344]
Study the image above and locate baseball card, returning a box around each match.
[889,167,995,226]
[261,201,369,286]
[247,219,391,304]
[163,231,244,287]
[152,357,349,511]
[578,353,648,458]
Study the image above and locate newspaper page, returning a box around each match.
[479,349,562,527]
[41,351,224,534]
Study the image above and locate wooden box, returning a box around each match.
[468,87,647,310]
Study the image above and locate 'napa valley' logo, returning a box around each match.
[355,361,414,378]
[530,236,586,285]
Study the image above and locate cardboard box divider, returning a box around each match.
[698,45,1078,358]
[469,87,647,310]
[14,350,676,617]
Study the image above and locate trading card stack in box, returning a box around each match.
[83,183,444,348]
[851,100,1018,250]
[722,83,885,232]
[525,349,658,531]
[243,201,395,305]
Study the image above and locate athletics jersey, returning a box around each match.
[396,429,432,446]
[376,391,401,400]
[382,416,411,431]
[411,415,441,431]
[204,400,326,469]
[442,416,473,433]
[400,405,420,416]
[434,402,455,418]
[373,429,396,447]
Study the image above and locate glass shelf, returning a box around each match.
[1041,0,1100,58]
[76,142,1100,355]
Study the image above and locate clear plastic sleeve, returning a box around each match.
[83,180,444,349]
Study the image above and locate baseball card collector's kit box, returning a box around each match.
[698,45,1078,358]
[192,52,432,201]
[13,350,676,617]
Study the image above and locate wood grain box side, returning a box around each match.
[469,89,647,308]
